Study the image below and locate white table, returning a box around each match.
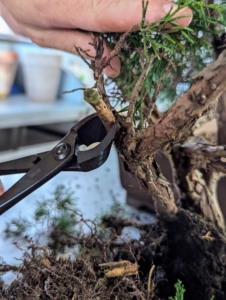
[0,94,94,159]
[0,94,93,129]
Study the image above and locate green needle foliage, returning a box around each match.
[106,0,226,115]
[168,280,215,300]
[168,280,186,300]
[4,185,78,240]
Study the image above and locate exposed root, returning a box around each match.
[1,208,226,300]
[147,264,155,298]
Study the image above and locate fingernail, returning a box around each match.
[105,56,121,78]
[162,3,178,14]
[174,6,192,17]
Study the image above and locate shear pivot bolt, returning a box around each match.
[53,143,71,160]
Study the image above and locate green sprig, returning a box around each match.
[107,0,226,121]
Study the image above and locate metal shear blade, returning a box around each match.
[0,113,117,215]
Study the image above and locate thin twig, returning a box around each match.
[147,264,155,298]
[91,35,112,108]
[74,46,92,68]
[62,88,86,94]
[0,264,20,272]
[101,26,136,70]
[127,57,154,130]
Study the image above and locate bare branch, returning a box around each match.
[138,49,226,155]
[62,88,86,94]
[74,46,92,68]
[142,86,162,126]
[127,57,154,131]
[0,264,20,272]
[101,26,136,70]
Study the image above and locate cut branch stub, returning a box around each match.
[83,88,115,131]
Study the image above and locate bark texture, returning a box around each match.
[217,92,226,145]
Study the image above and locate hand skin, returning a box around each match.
[0,0,192,77]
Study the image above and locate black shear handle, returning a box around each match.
[0,130,77,215]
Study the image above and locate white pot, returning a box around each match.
[0,51,18,99]
[22,52,62,103]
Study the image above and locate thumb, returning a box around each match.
[91,0,192,32]
[15,0,193,77]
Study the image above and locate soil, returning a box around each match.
[1,208,226,300]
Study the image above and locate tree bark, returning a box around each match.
[138,50,226,155]
[217,92,226,145]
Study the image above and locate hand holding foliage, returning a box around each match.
[107,0,226,121]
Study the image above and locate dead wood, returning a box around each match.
[172,142,225,229]
[173,143,226,174]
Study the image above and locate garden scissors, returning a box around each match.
[0,113,117,215]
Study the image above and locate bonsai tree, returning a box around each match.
[1,0,226,299]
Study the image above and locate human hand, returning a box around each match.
[0,0,192,77]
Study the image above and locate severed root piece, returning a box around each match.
[40,258,51,269]
[84,88,116,131]
[147,264,156,298]
[56,253,71,261]
[201,231,215,242]
[99,260,138,278]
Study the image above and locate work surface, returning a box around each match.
[0,95,93,129]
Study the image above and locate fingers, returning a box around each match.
[23,27,121,77]
[0,0,193,79]
[93,0,192,32]
[1,0,192,33]
[0,0,120,77]
[0,2,27,36]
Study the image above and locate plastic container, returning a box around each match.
[0,179,4,196]
[22,52,62,103]
[0,51,18,99]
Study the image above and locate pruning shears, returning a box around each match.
[0,113,117,215]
